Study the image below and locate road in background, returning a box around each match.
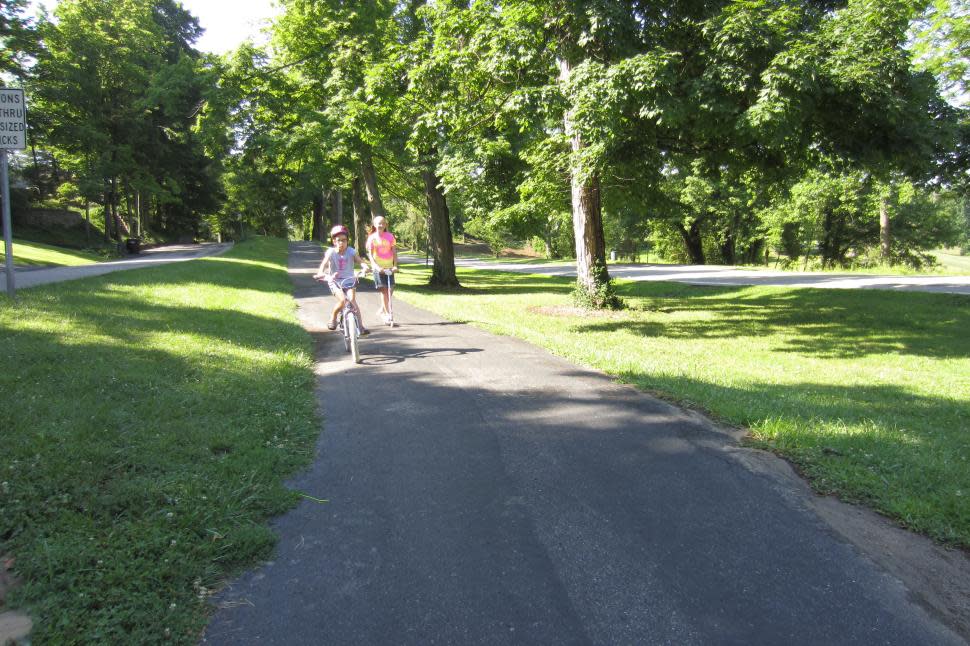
[428,256,970,295]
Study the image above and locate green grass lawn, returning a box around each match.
[394,265,970,549]
[0,237,320,643]
[0,238,105,266]
[931,249,970,274]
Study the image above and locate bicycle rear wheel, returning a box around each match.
[346,310,361,363]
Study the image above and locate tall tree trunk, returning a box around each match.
[142,191,151,234]
[123,177,134,236]
[110,177,119,242]
[559,57,613,307]
[115,202,131,242]
[111,195,121,241]
[50,152,60,185]
[324,190,334,232]
[31,141,41,199]
[333,187,343,226]
[421,162,459,288]
[351,176,368,250]
[112,197,120,243]
[311,192,323,241]
[720,212,738,264]
[570,171,609,290]
[102,189,112,242]
[84,200,91,244]
[360,152,387,221]
[676,220,706,264]
[821,206,836,269]
[151,195,158,237]
[880,196,891,260]
[720,234,736,265]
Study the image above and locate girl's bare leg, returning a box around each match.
[385,284,394,324]
[374,287,389,317]
[330,295,345,325]
[347,288,363,319]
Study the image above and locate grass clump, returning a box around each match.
[394,264,970,548]
[0,236,319,643]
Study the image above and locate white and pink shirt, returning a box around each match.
[322,246,357,281]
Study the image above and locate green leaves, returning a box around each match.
[0,0,40,81]
[26,0,221,239]
[910,0,970,106]
[209,0,965,270]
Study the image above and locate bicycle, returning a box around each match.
[319,273,367,364]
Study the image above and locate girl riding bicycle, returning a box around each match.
[314,225,369,335]
[366,215,398,324]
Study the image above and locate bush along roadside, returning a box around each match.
[0,236,320,643]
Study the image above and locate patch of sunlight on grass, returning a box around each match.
[0,236,320,643]
[0,239,103,266]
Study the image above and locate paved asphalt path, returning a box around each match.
[440,256,970,295]
[0,242,232,291]
[202,242,962,645]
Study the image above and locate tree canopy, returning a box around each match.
[11,0,969,293]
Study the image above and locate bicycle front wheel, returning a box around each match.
[346,311,361,363]
[340,314,351,352]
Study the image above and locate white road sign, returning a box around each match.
[0,88,27,150]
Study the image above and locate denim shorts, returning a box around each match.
[373,270,395,290]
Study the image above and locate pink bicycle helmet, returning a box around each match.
[330,224,349,239]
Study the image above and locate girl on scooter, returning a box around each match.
[366,215,398,324]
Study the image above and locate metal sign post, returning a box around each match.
[0,87,27,299]
[1,149,14,297]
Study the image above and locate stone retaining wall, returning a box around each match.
[13,208,87,230]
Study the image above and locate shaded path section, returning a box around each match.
[0,242,232,291]
[203,242,962,645]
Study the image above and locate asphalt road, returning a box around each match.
[440,257,970,295]
[201,242,962,645]
[0,242,233,291]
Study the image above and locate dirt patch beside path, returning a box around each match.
[529,305,627,319]
[0,556,32,644]
[733,449,970,642]
[811,496,970,641]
